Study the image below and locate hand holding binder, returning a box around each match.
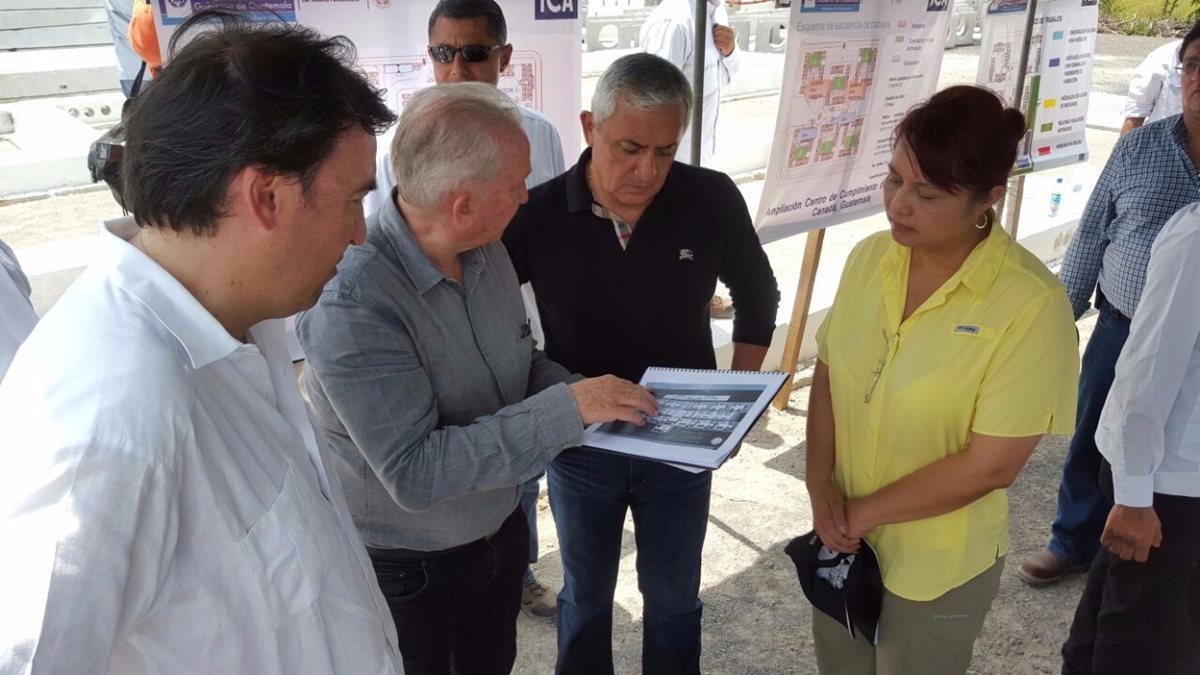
[580,367,788,471]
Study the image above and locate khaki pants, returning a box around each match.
[812,557,1004,675]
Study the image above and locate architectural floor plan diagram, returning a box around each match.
[785,40,878,176]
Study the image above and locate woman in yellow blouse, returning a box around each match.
[806,86,1080,675]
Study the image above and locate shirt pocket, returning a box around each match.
[239,462,318,627]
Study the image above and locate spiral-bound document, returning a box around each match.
[581,367,788,471]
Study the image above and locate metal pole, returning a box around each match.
[1011,0,1039,106]
[690,0,707,166]
[1001,0,1039,236]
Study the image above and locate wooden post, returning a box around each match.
[772,228,826,410]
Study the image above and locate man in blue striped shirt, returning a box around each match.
[1020,23,1200,586]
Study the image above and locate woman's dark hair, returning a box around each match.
[892,85,1025,199]
[121,11,397,235]
[1180,19,1200,63]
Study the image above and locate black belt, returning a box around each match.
[365,506,518,562]
[1096,287,1131,323]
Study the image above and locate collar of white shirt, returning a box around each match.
[101,216,249,369]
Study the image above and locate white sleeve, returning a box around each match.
[720,44,742,85]
[0,429,177,672]
[1122,45,1171,118]
[0,242,36,382]
[1096,204,1200,507]
[713,4,740,84]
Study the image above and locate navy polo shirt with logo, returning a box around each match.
[502,148,780,383]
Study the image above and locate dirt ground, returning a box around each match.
[513,314,1099,675]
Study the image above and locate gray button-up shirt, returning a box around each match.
[297,193,584,551]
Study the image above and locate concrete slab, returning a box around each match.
[0,97,115,195]
[0,46,120,100]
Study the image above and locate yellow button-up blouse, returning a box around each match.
[816,224,1079,601]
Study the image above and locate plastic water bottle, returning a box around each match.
[1048,177,1063,217]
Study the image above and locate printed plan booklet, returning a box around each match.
[581,367,788,471]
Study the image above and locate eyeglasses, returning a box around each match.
[428,44,503,64]
[1175,59,1200,77]
[864,329,896,404]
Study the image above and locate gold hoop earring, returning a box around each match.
[975,212,989,230]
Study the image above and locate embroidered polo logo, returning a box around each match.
[679,249,694,261]
[954,324,981,335]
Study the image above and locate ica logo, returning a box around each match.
[536,0,578,20]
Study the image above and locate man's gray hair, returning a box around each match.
[590,52,692,128]
[390,82,522,209]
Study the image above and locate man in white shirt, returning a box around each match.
[361,0,566,621]
[1121,38,1183,135]
[1061,202,1200,674]
[640,0,742,169]
[0,15,404,674]
[0,239,37,382]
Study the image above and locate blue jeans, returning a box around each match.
[1048,303,1129,565]
[520,474,542,585]
[549,448,711,675]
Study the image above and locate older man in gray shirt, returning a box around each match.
[297,83,655,675]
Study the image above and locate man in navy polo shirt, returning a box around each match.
[503,52,779,675]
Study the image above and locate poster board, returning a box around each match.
[976,0,1098,173]
[754,0,952,243]
[151,0,582,162]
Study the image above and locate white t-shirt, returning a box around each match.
[0,218,403,674]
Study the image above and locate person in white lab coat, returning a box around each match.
[640,0,742,169]
[640,0,743,318]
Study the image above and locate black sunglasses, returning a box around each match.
[428,44,503,64]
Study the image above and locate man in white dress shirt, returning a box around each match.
[0,239,37,383]
[639,0,741,169]
[362,0,566,621]
[0,15,405,674]
[1061,202,1200,674]
[1121,38,1184,136]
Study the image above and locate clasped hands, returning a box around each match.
[807,480,873,554]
